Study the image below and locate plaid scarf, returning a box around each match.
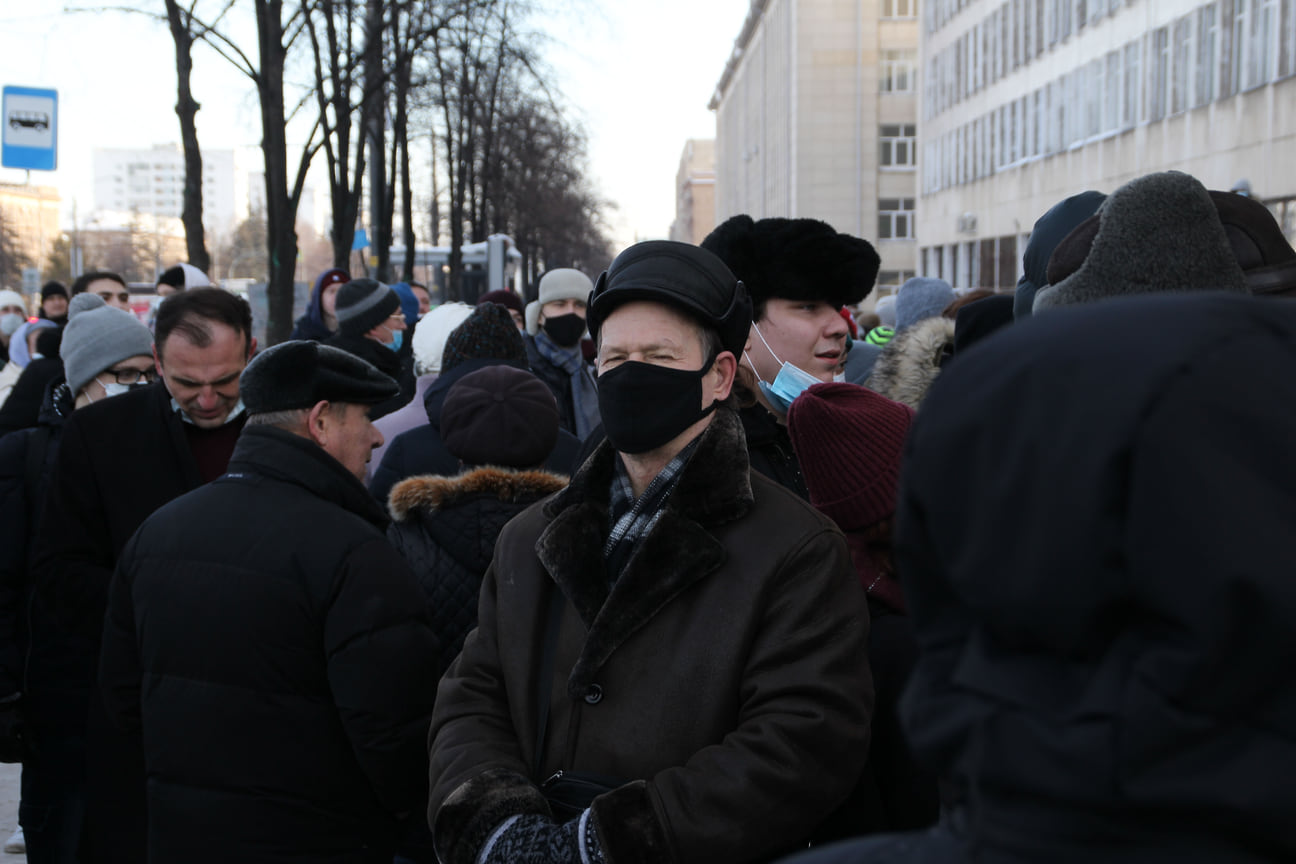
[603,438,701,583]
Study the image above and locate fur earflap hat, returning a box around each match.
[1036,172,1248,311]
[701,215,880,311]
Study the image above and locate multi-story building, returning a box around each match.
[0,183,60,279]
[710,0,921,298]
[670,139,718,245]
[919,0,1296,290]
[94,144,240,237]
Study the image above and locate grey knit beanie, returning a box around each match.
[63,301,155,396]
[896,277,956,331]
[334,278,400,337]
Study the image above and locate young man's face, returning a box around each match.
[745,299,849,385]
[156,322,250,428]
[42,295,68,318]
[87,278,132,311]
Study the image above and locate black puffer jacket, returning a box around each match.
[99,426,441,864]
[386,467,568,679]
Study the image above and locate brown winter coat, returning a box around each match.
[427,407,874,864]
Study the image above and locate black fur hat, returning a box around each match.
[701,215,880,312]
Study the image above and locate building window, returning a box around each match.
[881,124,918,168]
[881,50,918,92]
[879,198,916,239]
[1197,3,1220,103]
[877,270,916,290]
[883,0,917,18]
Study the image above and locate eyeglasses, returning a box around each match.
[103,367,157,385]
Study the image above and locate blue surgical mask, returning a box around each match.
[386,331,403,352]
[747,323,820,414]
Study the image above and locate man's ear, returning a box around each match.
[306,400,332,447]
[246,336,258,360]
[152,345,163,378]
[712,351,738,401]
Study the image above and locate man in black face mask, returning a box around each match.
[427,240,873,864]
[524,269,601,439]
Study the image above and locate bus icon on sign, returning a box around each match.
[8,111,50,132]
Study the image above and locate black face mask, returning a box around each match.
[541,313,586,348]
[597,356,717,454]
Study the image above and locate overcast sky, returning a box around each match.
[0,1,749,249]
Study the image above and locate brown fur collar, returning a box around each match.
[535,407,754,701]
[388,467,568,521]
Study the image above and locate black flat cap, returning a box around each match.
[241,340,399,414]
[587,240,752,358]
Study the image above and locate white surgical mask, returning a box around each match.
[0,313,23,336]
[92,376,140,400]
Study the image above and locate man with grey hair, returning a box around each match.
[100,340,439,863]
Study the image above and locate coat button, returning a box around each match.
[584,684,603,705]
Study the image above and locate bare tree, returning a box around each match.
[187,0,321,344]
[163,0,214,273]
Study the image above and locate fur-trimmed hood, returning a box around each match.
[388,467,568,521]
[867,316,955,410]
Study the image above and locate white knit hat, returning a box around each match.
[412,302,474,376]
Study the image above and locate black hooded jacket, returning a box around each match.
[894,292,1296,863]
[99,425,440,864]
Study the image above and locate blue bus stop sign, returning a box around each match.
[2,86,58,171]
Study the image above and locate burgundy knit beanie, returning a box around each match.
[786,382,914,532]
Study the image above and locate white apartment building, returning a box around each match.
[919,0,1296,289]
[94,144,241,237]
[710,0,921,295]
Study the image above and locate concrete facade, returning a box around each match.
[918,0,1296,289]
[711,0,920,296]
[670,139,718,245]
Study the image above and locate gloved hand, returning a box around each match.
[0,692,25,763]
[478,810,604,864]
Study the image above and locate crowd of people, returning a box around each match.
[0,167,1293,864]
